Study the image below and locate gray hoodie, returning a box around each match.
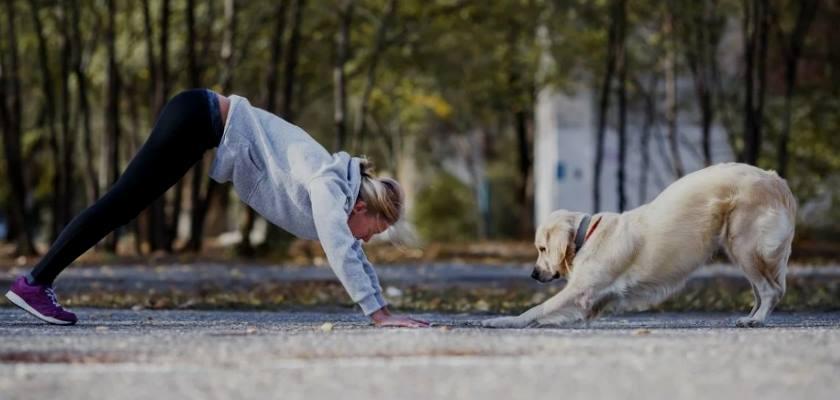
[209,95,387,315]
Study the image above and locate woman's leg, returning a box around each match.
[29,89,222,285]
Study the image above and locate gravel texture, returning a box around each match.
[1,308,839,400]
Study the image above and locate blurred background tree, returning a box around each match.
[0,0,838,259]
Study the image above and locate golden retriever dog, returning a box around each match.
[483,163,797,328]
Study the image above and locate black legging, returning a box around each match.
[29,89,224,285]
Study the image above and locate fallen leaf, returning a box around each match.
[385,286,403,298]
[475,300,490,312]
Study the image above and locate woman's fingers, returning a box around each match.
[382,320,423,328]
[406,321,430,328]
[374,315,430,328]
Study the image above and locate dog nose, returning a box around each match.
[531,269,540,280]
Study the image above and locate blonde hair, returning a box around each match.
[357,157,403,225]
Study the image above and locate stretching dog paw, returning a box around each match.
[481,316,531,329]
[735,317,765,328]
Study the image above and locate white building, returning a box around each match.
[533,83,735,226]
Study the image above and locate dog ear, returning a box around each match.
[561,228,576,275]
[545,215,577,276]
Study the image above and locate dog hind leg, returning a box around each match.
[726,209,792,328]
[747,284,761,318]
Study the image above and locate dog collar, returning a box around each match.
[574,215,591,253]
[575,214,603,253]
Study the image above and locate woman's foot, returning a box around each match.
[5,276,78,325]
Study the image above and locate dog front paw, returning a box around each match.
[735,317,765,328]
[481,316,531,329]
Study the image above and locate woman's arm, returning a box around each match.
[309,178,386,314]
[309,177,429,327]
[357,245,429,327]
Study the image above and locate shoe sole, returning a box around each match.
[4,290,77,325]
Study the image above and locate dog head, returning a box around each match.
[532,210,585,282]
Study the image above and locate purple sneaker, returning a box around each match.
[5,276,78,325]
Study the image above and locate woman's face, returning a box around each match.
[347,200,391,242]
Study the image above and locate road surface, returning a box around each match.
[1,308,838,400]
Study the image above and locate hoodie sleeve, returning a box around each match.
[356,242,387,307]
[308,177,387,315]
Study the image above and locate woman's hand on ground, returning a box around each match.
[370,307,430,328]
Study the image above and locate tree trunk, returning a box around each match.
[664,4,684,178]
[186,0,216,252]
[753,0,769,165]
[255,0,306,256]
[70,0,99,207]
[615,0,627,212]
[218,0,254,256]
[190,0,234,251]
[186,0,201,251]
[59,2,76,237]
[159,0,171,102]
[682,1,723,167]
[220,0,237,96]
[263,1,287,114]
[147,0,173,251]
[219,0,255,256]
[741,0,754,163]
[0,0,37,255]
[514,107,534,237]
[742,0,770,166]
[104,0,121,252]
[141,0,160,252]
[777,0,818,178]
[593,0,620,212]
[229,0,289,255]
[160,0,182,252]
[27,0,64,241]
[507,21,535,237]
[638,76,658,205]
[698,82,713,167]
[281,0,305,121]
[333,0,354,151]
[124,81,144,256]
[142,0,158,109]
[186,0,201,89]
[352,0,397,153]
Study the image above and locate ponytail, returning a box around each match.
[357,157,403,224]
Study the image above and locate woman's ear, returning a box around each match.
[352,200,367,215]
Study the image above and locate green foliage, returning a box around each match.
[412,172,478,242]
[2,0,840,248]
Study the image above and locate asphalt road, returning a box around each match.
[1,308,839,400]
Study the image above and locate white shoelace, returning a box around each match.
[45,287,62,308]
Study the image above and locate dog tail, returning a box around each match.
[754,176,796,291]
[756,208,794,262]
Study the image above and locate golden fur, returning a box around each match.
[483,163,797,328]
